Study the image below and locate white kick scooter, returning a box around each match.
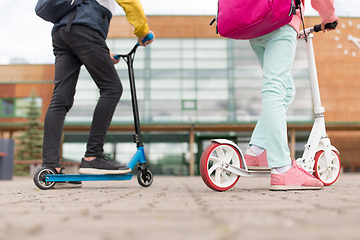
[199,22,341,192]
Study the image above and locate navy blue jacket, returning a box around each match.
[52,0,112,39]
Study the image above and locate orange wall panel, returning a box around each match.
[108,16,220,39]
[0,84,15,98]
[0,65,54,81]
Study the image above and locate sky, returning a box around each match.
[0,0,359,65]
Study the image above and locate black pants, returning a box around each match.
[42,25,123,168]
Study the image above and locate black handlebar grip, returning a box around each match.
[314,21,338,32]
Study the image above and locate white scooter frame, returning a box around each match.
[295,23,341,186]
[199,22,341,192]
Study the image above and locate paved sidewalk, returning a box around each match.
[0,173,359,240]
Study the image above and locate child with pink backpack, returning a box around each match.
[215,0,339,190]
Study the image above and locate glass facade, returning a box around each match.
[62,38,313,173]
[65,38,312,124]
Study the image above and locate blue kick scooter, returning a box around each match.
[33,34,154,190]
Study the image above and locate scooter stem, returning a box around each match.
[125,49,144,147]
[305,34,325,115]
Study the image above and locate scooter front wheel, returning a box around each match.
[200,142,241,192]
[33,167,57,190]
[137,169,153,187]
[313,150,341,186]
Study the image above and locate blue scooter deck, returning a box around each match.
[45,174,133,182]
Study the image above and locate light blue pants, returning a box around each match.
[249,25,297,168]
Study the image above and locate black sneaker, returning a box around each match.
[78,156,131,175]
[54,167,82,189]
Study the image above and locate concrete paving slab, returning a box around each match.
[0,173,359,240]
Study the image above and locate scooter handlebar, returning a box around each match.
[114,33,154,60]
[313,21,338,33]
[136,33,154,46]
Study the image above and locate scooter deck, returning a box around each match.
[247,166,271,172]
[45,174,133,182]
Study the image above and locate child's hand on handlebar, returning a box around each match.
[321,18,339,33]
[110,53,121,64]
[138,30,155,47]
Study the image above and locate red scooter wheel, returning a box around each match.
[200,142,241,191]
[313,150,341,186]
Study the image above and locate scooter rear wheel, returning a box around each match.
[33,167,57,190]
[200,142,241,192]
[313,150,341,186]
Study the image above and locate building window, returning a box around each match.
[182,100,197,110]
[0,99,14,117]
[0,98,42,118]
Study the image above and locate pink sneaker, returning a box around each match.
[244,149,268,167]
[270,160,324,191]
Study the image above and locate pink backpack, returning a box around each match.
[213,0,297,40]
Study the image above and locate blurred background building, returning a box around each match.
[1,2,360,175]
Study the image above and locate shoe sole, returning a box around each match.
[54,183,83,189]
[270,185,323,191]
[78,168,131,175]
